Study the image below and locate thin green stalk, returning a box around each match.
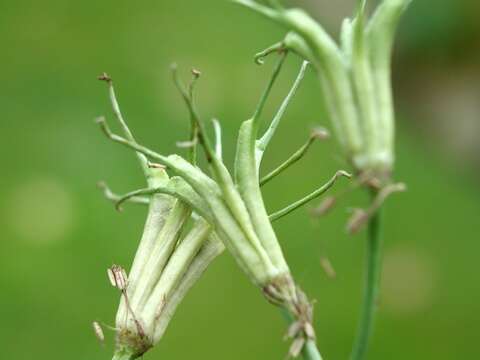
[251,51,288,129]
[257,60,309,153]
[350,190,383,360]
[97,182,150,206]
[98,74,150,178]
[260,134,316,186]
[269,171,351,222]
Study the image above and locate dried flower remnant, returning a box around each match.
[346,182,406,234]
[310,196,337,218]
[320,257,337,279]
[108,265,128,291]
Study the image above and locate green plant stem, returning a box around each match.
[350,191,383,360]
[303,338,323,360]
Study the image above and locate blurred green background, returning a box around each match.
[1,0,479,359]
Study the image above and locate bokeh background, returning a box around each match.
[1,0,479,359]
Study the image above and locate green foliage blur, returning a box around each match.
[1,1,479,359]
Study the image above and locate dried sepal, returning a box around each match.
[285,320,303,340]
[347,208,370,234]
[288,337,306,358]
[93,321,105,343]
[347,182,406,234]
[320,256,337,279]
[310,196,337,217]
